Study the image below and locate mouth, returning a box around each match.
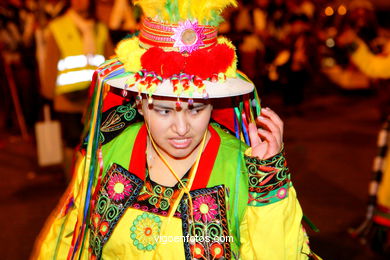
[169,138,192,149]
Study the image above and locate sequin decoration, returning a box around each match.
[171,20,206,53]
[130,212,162,251]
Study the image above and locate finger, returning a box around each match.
[248,122,262,147]
[260,108,284,136]
[256,116,282,146]
[257,128,280,156]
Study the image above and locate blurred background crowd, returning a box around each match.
[1,0,390,259]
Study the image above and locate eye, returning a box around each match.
[154,109,170,115]
[189,107,204,115]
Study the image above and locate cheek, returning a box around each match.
[193,113,211,134]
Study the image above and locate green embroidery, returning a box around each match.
[130,212,162,251]
[246,151,291,206]
[138,169,188,212]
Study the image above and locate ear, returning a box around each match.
[137,106,144,116]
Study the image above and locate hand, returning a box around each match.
[248,107,284,159]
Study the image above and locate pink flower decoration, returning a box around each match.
[277,188,287,199]
[193,195,218,223]
[107,174,132,201]
[171,19,205,53]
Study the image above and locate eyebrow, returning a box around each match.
[153,104,175,110]
[190,104,206,109]
[153,103,206,110]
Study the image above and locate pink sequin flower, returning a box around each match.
[171,19,205,53]
[107,174,132,201]
[277,187,287,199]
[193,195,218,223]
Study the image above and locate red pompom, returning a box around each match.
[160,51,184,77]
[212,44,235,73]
[185,48,214,79]
[141,44,235,79]
[141,47,165,74]
[141,48,184,77]
[185,44,235,79]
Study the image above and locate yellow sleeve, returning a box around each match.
[240,151,313,259]
[240,187,311,260]
[351,39,390,79]
[31,153,90,260]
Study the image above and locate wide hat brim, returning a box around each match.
[107,72,254,99]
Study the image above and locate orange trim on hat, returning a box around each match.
[139,17,218,51]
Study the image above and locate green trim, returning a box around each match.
[101,122,143,179]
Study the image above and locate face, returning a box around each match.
[140,97,212,159]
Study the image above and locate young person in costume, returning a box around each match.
[32,0,316,259]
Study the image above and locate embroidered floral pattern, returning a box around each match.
[92,213,101,229]
[130,212,162,251]
[89,164,143,259]
[99,221,109,236]
[191,243,205,258]
[107,174,133,201]
[193,195,218,223]
[210,243,224,258]
[181,185,231,260]
[246,150,291,206]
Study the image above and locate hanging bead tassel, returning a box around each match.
[176,97,181,109]
[148,95,153,104]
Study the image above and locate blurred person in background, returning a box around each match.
[274,13,313,116]
[0,0,41,133]
[337,0,389,121]
[337,3,390,255]
[39,0,114,177]
[320,0,378,91]
[96,0,141,45]
[227,0,271,84]
[349,115,390,257]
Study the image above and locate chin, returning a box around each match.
[165,146,195,159]
[169,150,192,159]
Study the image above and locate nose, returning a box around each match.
[172,112,189,136]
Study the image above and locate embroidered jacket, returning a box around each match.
[33,122,310,259]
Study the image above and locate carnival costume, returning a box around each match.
[348,36,390,255]
[32,1,315,259]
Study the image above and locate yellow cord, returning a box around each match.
[145,121,207,258]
